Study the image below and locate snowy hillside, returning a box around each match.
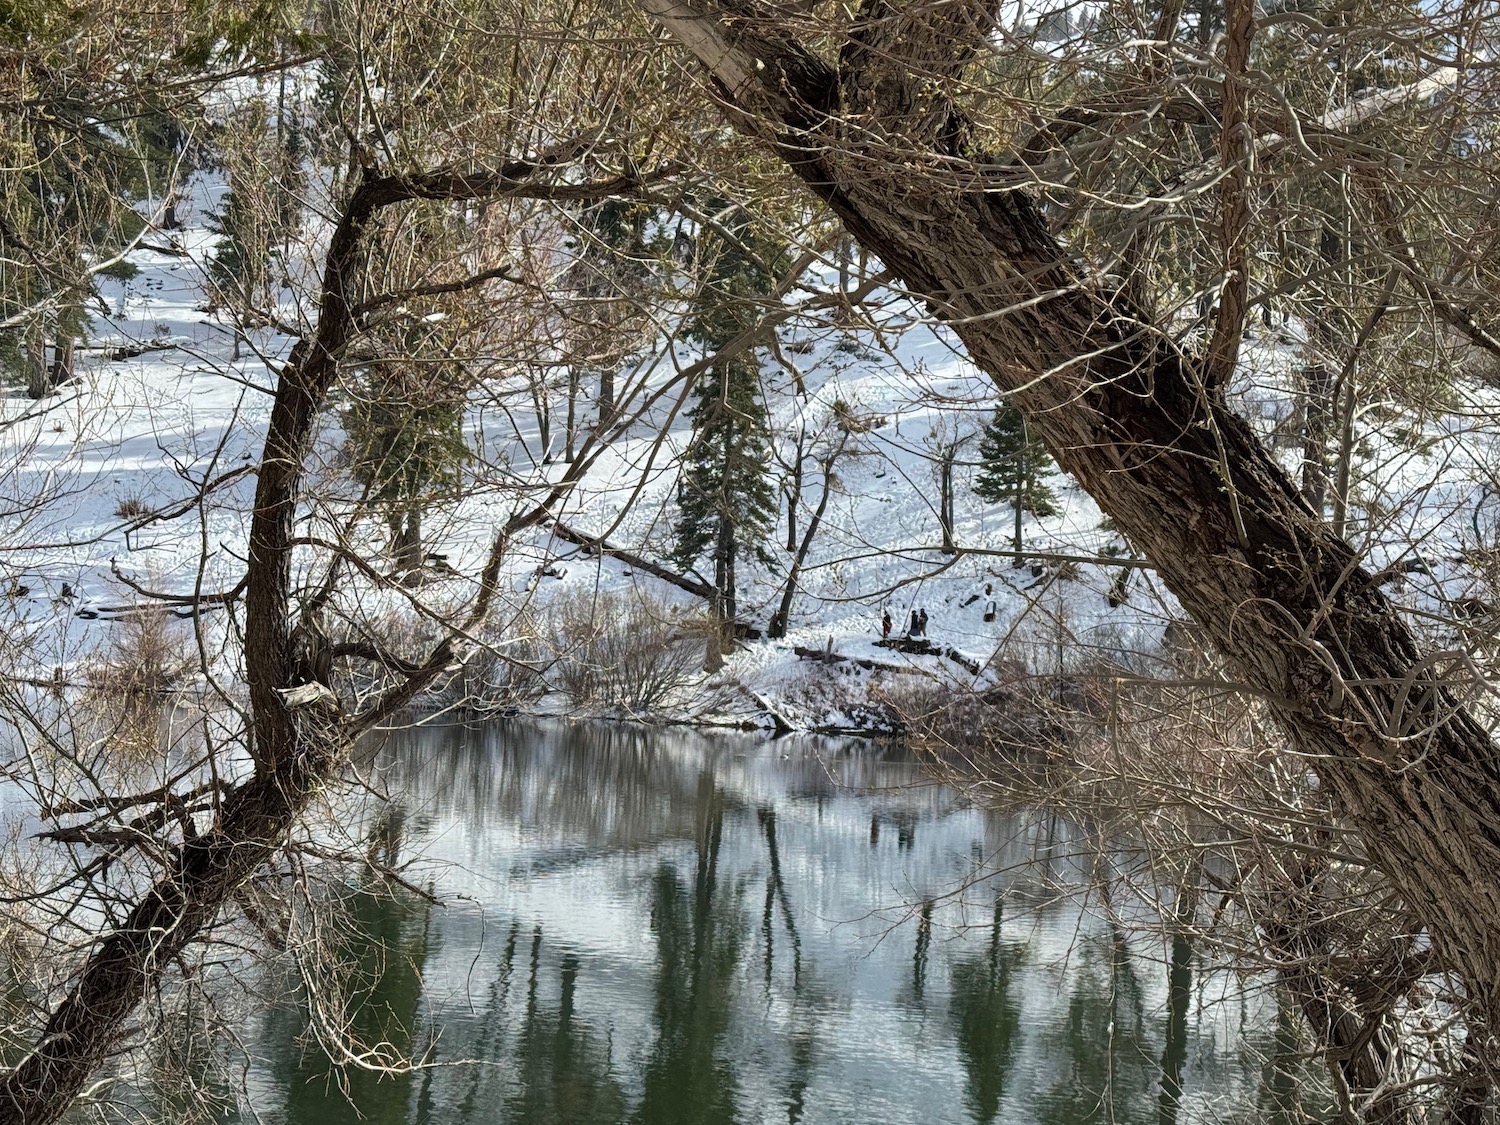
[4,164,1494,735]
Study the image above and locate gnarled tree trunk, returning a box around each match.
[640,0,1500,1053]
[0,157,651,1125]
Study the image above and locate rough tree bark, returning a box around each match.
[639,0,1500,1064]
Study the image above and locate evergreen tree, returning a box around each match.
[974,402,1058,562]
[344,310,471,575]
[341,204,486,575]
[974,402,1058,515]
[0,11,189,394]
[207,100,301,358]
[671,200,784,636]
[672,355,779,617]
[563,197,663,442]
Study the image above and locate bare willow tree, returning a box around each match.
[9,0,1500,1120]
[0,2,695,1120]
[632,0,1500,1116]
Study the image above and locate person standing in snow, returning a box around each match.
[882,610,892,639]
[918,608,929,636]
[909,609,920,637]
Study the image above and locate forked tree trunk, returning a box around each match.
[771,449,840,639]
[642,0,1500,1046]
[938,444,956,554]
[24,321,48,400]
[388,507,424,573]
[0,156,627,1125]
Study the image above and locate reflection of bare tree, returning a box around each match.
[375,722,734,862]
[1157,931,1191,1125]
[911,899,933,1005]
[372,721,961,872]
[449,919,525,1122]
[1036,937,1153,1125]
[757,806,802,987]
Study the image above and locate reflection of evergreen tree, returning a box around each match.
[449,920,524,1122]
[949,901,1026,1124]
[1250,990,1334,1125]
[1157,932,1191,1125]
[1038,937,1153,1125]
[634,789,746,1125]
[505,939,625,1125]
[272,886,435,1125]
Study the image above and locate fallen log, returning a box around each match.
[874,637,983,675]
[548,522,713,600]
[792,645,911,674]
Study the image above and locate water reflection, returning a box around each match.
[949,901,1024,1124]
[238,720,1320,1124]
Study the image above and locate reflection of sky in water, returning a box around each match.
[241,720,1314,1125]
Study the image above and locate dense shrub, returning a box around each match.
[549,590,706,714]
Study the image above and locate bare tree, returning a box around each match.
[0,151,667,1125]
[637,0,1500,1095]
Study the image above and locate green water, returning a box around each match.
[239,720,1319,1125]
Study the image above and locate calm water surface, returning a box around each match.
[240,720,1319,1125]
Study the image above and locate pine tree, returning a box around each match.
[344,311,471,575]
[671,200,784,636]
[974,402,1058,562]
[341,203,484,575]
[672,355,779,614]
[207,184,270,354]
[207,100,301,359]
[563,197,662,441]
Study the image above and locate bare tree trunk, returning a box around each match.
[939,444,956,554]
[770,449,840,639]
[389,507,423,573]
[564,367,579,462]
[643,0,1500,1044]
[530,373,551,463]
[24,320,48,400]
[1301,360,1331,512]
[780,421,808,552]
[705,584,726,672]
[51,336,75,387]
[721,514,738,629]
[1331,365,1357,538]
[598,366,614,430]
[1012,441,1026,566]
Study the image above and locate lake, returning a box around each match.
[233,719,1322,1125]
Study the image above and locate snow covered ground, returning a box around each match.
[4,165,1495,735]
